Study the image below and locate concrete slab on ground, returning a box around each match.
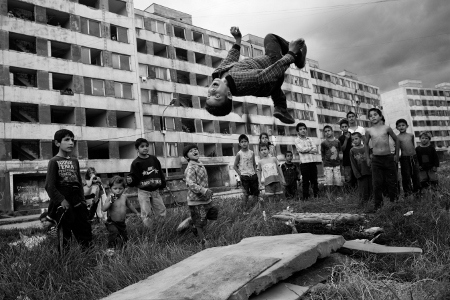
[342,240,423,255]
[250,282,309,300]
[102,233,345,300]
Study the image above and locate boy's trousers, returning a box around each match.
[299,162,319,199]
[399,155,421,195]
[357,175,372,203]
[372,154,398,208]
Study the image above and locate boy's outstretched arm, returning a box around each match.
[365,131,372,167]
[387,127,399,162]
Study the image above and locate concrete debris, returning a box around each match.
[102,233,344,300]
[341,240,423,255]
[272,212,365,225]
[250,283,309,300]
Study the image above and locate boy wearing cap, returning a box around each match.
[181,144,218,247]
[416,131,439,188]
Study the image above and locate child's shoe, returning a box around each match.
[273,107,295,124]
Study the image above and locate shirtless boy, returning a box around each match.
[365,108,399,210]
[102,176,139,255]
[396,119,421,196]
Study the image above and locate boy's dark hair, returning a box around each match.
[419,131,432,139]
[296,122,307,132]
[339,119,349,127]
[109,175,126,188]
[205,98,233,117]
[368,107,382,117]
[183,144,198,160]
[323,125,333,131]
[346,111,357,118]
[396,118,408,126]
[135,138,149,149]
[54,129,74,143]
[238,134,249,143]
[351,132,362,138]
[259,142,269,151]
[285,150,293,156]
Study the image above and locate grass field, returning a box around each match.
[1,164,450,300]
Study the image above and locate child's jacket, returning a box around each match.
[212,44,295,97]
[128,155,166,191]
[416,145,439,170]
[185,161,212,206]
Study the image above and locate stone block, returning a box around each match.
[0,139,12,161]
[101,22,110,39]
[101,234,344,300]
[106,110,117,127]
[76,140,88,159]
[34,6,47,24]
[187,50,195,63]
[143,17,152,31]
[37,71,49,90]
[71,45,81,62]
[194,119,202,132]
[205,55,212,68]
[189,73,196,86]
[185,28,192,41]
[38,105,51,124]
[109,141,119,159]
[215,143,222,157]
[0,65,10,85]
[36,38,48,57]
[40,140,53,160]
[192,96,200,109]
[145,41,154,55]
[72,75,84,94]
[174,117,182,132]
[213,120,219,133]
[0,101,11,122]
[0,30,8,50]
[105,80,115,97]
[70,14,80,32]
[230,122,237,134]
[74,107,86,126]
[103,50,112,68]
[197,143,204,156]
[154,142,163,157]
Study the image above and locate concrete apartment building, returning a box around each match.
[381,80,450,158]
[0,0,381,213]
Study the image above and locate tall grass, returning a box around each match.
[1,164,450,299]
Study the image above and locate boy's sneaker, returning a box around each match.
[273,107,295,124]
[293,40,307,69]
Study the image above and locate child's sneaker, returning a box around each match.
[273,107,295,124]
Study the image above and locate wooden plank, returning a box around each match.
[272,212,365,224]
[342,240,422,254]
[251,283,309,300]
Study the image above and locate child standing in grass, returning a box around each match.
[259,132,277,157]
[295,122,319,200]
[350,132,372,204]
[365,108,399,211]
[396,119,421,196]
[234,134,260,209]
[416,131,439,189]
[257,143,285,201]
[281,151,300,199]
[45,129,92,250]
[338,119,354,187]
[183,144,218,247]
[126,138,166,230]
[321,125,343,192]
[102,176,139,255]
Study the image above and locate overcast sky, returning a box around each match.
[133,0,450,93]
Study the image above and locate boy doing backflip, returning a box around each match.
[127,138,166,230]
[45,129,92,249]
[102,176,139,255]
[365,108,399,210]
[396,119,421,196]
[233,134,260,209]
[206,26,307,124]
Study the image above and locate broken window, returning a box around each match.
[196,74,208,87]
[112,53,130,70]
[162,117,175,131]
[84,78,105,96]
[10,67,37,87]
[181,118,195,133]
[135,15,144,28]
[46,7,70,28]
[136,38,147,53]
[192,31,203,43]
[51,72,73,91]
[209,36,220,48]
[7,0,34,21]
[114,82,132,99]
[110,25,128,43]
[157,91,172,105]
[173,26,185,40]
[85,108,107,127]
[224,41,234,50]
[222,144,234,156]
[11,103,38,123]
[204,144,216,157]
[211,56,222,68]
[151,20,166,34]
[176,70,190,84]
[179,94,192,108]
[9,32,36,54]
[108,0,127,16]
[175,47,188,61]
[79,0,99,9]
[51,41,71,60]
[87,141,109,159]
[119,142,135,159]
[80,18,101,37]
[202,120,214,133]
[165,143,178,157]
[153,42,167,58]
[51,106,75,124]
[116,111,135,128]
[219,122,230,134]
[12,140,40,161]
[241,45,249,56]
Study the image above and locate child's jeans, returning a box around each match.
[357,175,372,203]
[400,155,421,195]
[137,189,166,228]
[372,154,398,208]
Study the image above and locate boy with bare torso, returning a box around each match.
[396,119,421,196]
[365,108,399,210]
[102,176,139,255]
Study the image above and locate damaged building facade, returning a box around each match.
[0,0,381,213]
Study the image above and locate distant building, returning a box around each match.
[381,80,450,158]
[0,0,381,213]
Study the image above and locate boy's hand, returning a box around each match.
[61,199,70,210]
[205,189,213,199]
[230,26,242,41]
[126,175,132,184]
[288,38,305,56]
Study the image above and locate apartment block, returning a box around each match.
[381,80,450,158]
[0,1,382,213]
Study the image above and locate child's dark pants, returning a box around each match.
[105,219,128,248]
[399,155,421,196]
[299,162,319,199]
[372,155,398,209]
